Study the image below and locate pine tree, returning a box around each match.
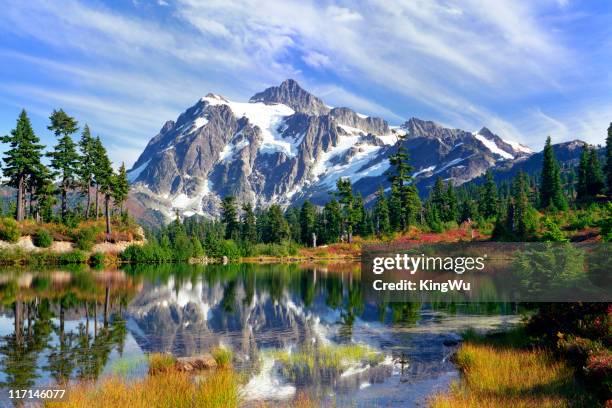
[388,184,402,232]
[240,203,257,244]
[267,205,290,244]
[606,123,612,195]
[299,200,316,246]
[373,187,390,236]
[92,137,107,219]
[95,144,115,236]
[586,148,604,197]
[445,182,459,223]
[539,136,567,210]
[1,110,46,221]
[576,147,589,200]
[385,135,420,230]
[47,109,79,222]
[31,163,55,222]
[336,178,356,243]
[354,194,369,236]
[221,196,240,240]
[285,207,301,243]
[112,163,130,216]
[77,125,96,218]
[504,172,536,240]
[479,171,499,219]
[320,199,341,244]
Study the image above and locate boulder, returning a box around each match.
[175,353,217,372]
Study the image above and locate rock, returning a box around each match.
[222,256,229,265]
[175,354,217,372]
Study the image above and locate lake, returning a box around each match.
[0,263,520,407]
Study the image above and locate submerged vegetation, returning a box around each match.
[267,343,384,384]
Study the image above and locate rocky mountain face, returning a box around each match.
[127,79,534,220]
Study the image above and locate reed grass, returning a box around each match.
[429,342,585,408]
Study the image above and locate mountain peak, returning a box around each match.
[249,79,330,115]
[477,127,495,138]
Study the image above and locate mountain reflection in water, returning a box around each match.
[0,263,520,407]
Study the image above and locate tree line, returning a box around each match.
[1,109,129,234]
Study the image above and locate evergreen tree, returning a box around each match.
[539,136,567,210]
[77,125,96,218]
[92,137,108,219]
[388,184,402,231]
[112,163,129,215]
[606,123,612,195]
[1,110,46,221]
[504,172,537,240]
[266,205,290,244]
[95,144,115,236]
[354,194,370,236]
[479,171,499,219]
[373,187,390,236]
[47,109,79,222]
[336,178,356,242]
[319,199,341,244]
[385,135,420,230]
[221,196,240,240]
[576,146,589,200]
[240,203,257,244]
[32,163,56,222]
[299,200,316,246]
[445,182,459,223]
[586,148,604,197]
[285,207,301,243]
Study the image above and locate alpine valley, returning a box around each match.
[126,79,587,223]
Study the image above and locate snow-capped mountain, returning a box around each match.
[127,79,532,220]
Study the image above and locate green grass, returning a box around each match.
[211,347,233,368]
[267,343,383,383]
[429,330,590,408]
[147,353,176,375]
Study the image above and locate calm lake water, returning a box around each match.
[0,263,520,407]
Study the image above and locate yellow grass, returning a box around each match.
[45,368,240,408]
[429,343,583,408]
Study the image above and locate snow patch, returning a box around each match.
[413,165,436,177]
[127,160,150,183]
[474,133,514,160]
[202,95,296,157]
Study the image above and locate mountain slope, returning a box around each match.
[127,80,533,220]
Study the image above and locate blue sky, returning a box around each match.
[1,0,611,168]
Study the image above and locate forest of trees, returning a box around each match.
[1,109,129,235]
[127,127,612,263]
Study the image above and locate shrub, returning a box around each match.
[33,229,53,248]
[120,242,172,263]
[584,349,612,398]
[89,252,106,267]
[557,335,604,367]
[0,217,20,243]
[73,226,99,251]
[59,250,88,264]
